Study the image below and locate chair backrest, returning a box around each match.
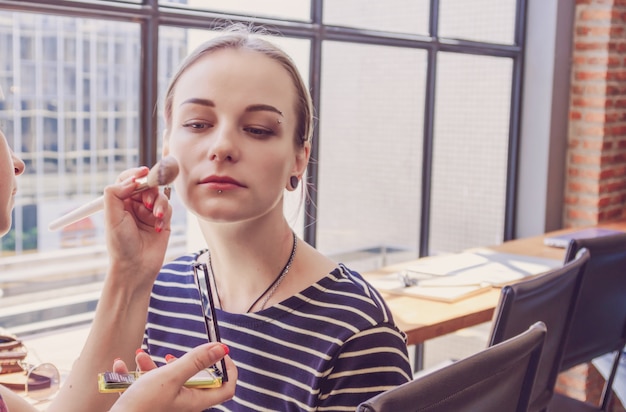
[559,232,626,371]
[487,248,590,412]
[356,322,547,412]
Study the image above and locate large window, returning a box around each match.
[0,12,141,254]
[0,0,526,334]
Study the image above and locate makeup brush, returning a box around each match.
[48,156,180,231]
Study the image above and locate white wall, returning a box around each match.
[516,0,575,237]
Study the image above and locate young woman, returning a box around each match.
[143,25,412,410]
[0,127,237,411]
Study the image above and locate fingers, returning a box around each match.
[115,166,149,184]
[164,343,230,385]
[135,349,158,372]
[103,166,172,232]
[110,344,237,412]
[112,358,130,374]
[222,355,238,390]
[151,191,172,233]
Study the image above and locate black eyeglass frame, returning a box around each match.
[193,262,228,382]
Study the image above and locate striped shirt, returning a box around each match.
[144,252,412,411]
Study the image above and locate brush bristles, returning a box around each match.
[146,155,180,187]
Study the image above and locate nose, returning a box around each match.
[208,124,238,162]
[12,152,25,176]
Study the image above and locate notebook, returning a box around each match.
[543,228,624,248]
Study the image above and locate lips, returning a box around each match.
[199,175,245,191]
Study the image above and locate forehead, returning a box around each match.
[173,48,297,110]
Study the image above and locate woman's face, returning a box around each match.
[165,48,309,223]
[0,130,25,236]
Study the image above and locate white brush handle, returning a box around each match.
[48,196,105,231]
[48,176,151,231]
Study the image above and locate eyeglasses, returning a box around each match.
[193,263,228,383]
[23,362,60,402]
[0,361,60,403]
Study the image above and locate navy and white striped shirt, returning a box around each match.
[144,252,412,411]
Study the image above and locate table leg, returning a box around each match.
[413,343,424,373]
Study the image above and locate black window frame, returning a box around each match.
[0,0,527,255]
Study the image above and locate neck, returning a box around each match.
[201,229,298,313]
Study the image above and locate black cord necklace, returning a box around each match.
[206,231,298,313]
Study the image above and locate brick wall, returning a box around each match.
[558,3,626,408]
[555,363,625,411]
[565,0,626,228]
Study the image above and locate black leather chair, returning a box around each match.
[547,233,626,412]
[356,322,547,412]
[488,248,590,412]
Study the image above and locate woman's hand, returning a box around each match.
[103,166,172,286]
[109,343,237,412]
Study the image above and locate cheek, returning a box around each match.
[256,154,293,192]
[171,162,193,198]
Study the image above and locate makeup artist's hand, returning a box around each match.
[110,343,237,412]
[103,166,172,287]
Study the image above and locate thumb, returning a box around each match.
[164,342,229,384]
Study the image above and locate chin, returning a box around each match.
[0,215,11,237]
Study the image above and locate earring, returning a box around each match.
[163,185,171,200]
[290,175,299,190]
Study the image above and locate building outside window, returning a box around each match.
[0,0,523,336]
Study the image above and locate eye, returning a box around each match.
[182,120,213,130]
[244,126,275,138]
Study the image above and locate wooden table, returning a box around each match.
[365,219,626,348]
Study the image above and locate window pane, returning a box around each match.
[439,0,517,44]
[430,52,512,254]
[317,42,425,271]
[324,0,429,35]
[160,0,311,22]
[0,12,141,258]
[157,27,311,246]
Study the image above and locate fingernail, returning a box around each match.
[113,357,122,362]
[165,354,176,362]
[155,221,163,233]
[220,344,229,355]
[136,348,145,355]
[156,210,164,219]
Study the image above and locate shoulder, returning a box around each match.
[151,252,203,299]
[321,264,394,318]
[293,264,402,334]
[161,251,200,272]
[157,252,202,282]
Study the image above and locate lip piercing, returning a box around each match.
[217,190,223,194]
[277,119,282,124]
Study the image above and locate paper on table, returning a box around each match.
[370,278,492,302]
[405,248,562,287]
[368,248,562,302]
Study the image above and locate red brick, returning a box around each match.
[580,9,615,22]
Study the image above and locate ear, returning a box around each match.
[293,142,310,176]
[286,143,310,191]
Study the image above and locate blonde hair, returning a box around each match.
[163,24,313,149]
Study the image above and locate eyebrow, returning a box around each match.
[245,104,283,117]
[180,98,214,108]
[180,99,283,117]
